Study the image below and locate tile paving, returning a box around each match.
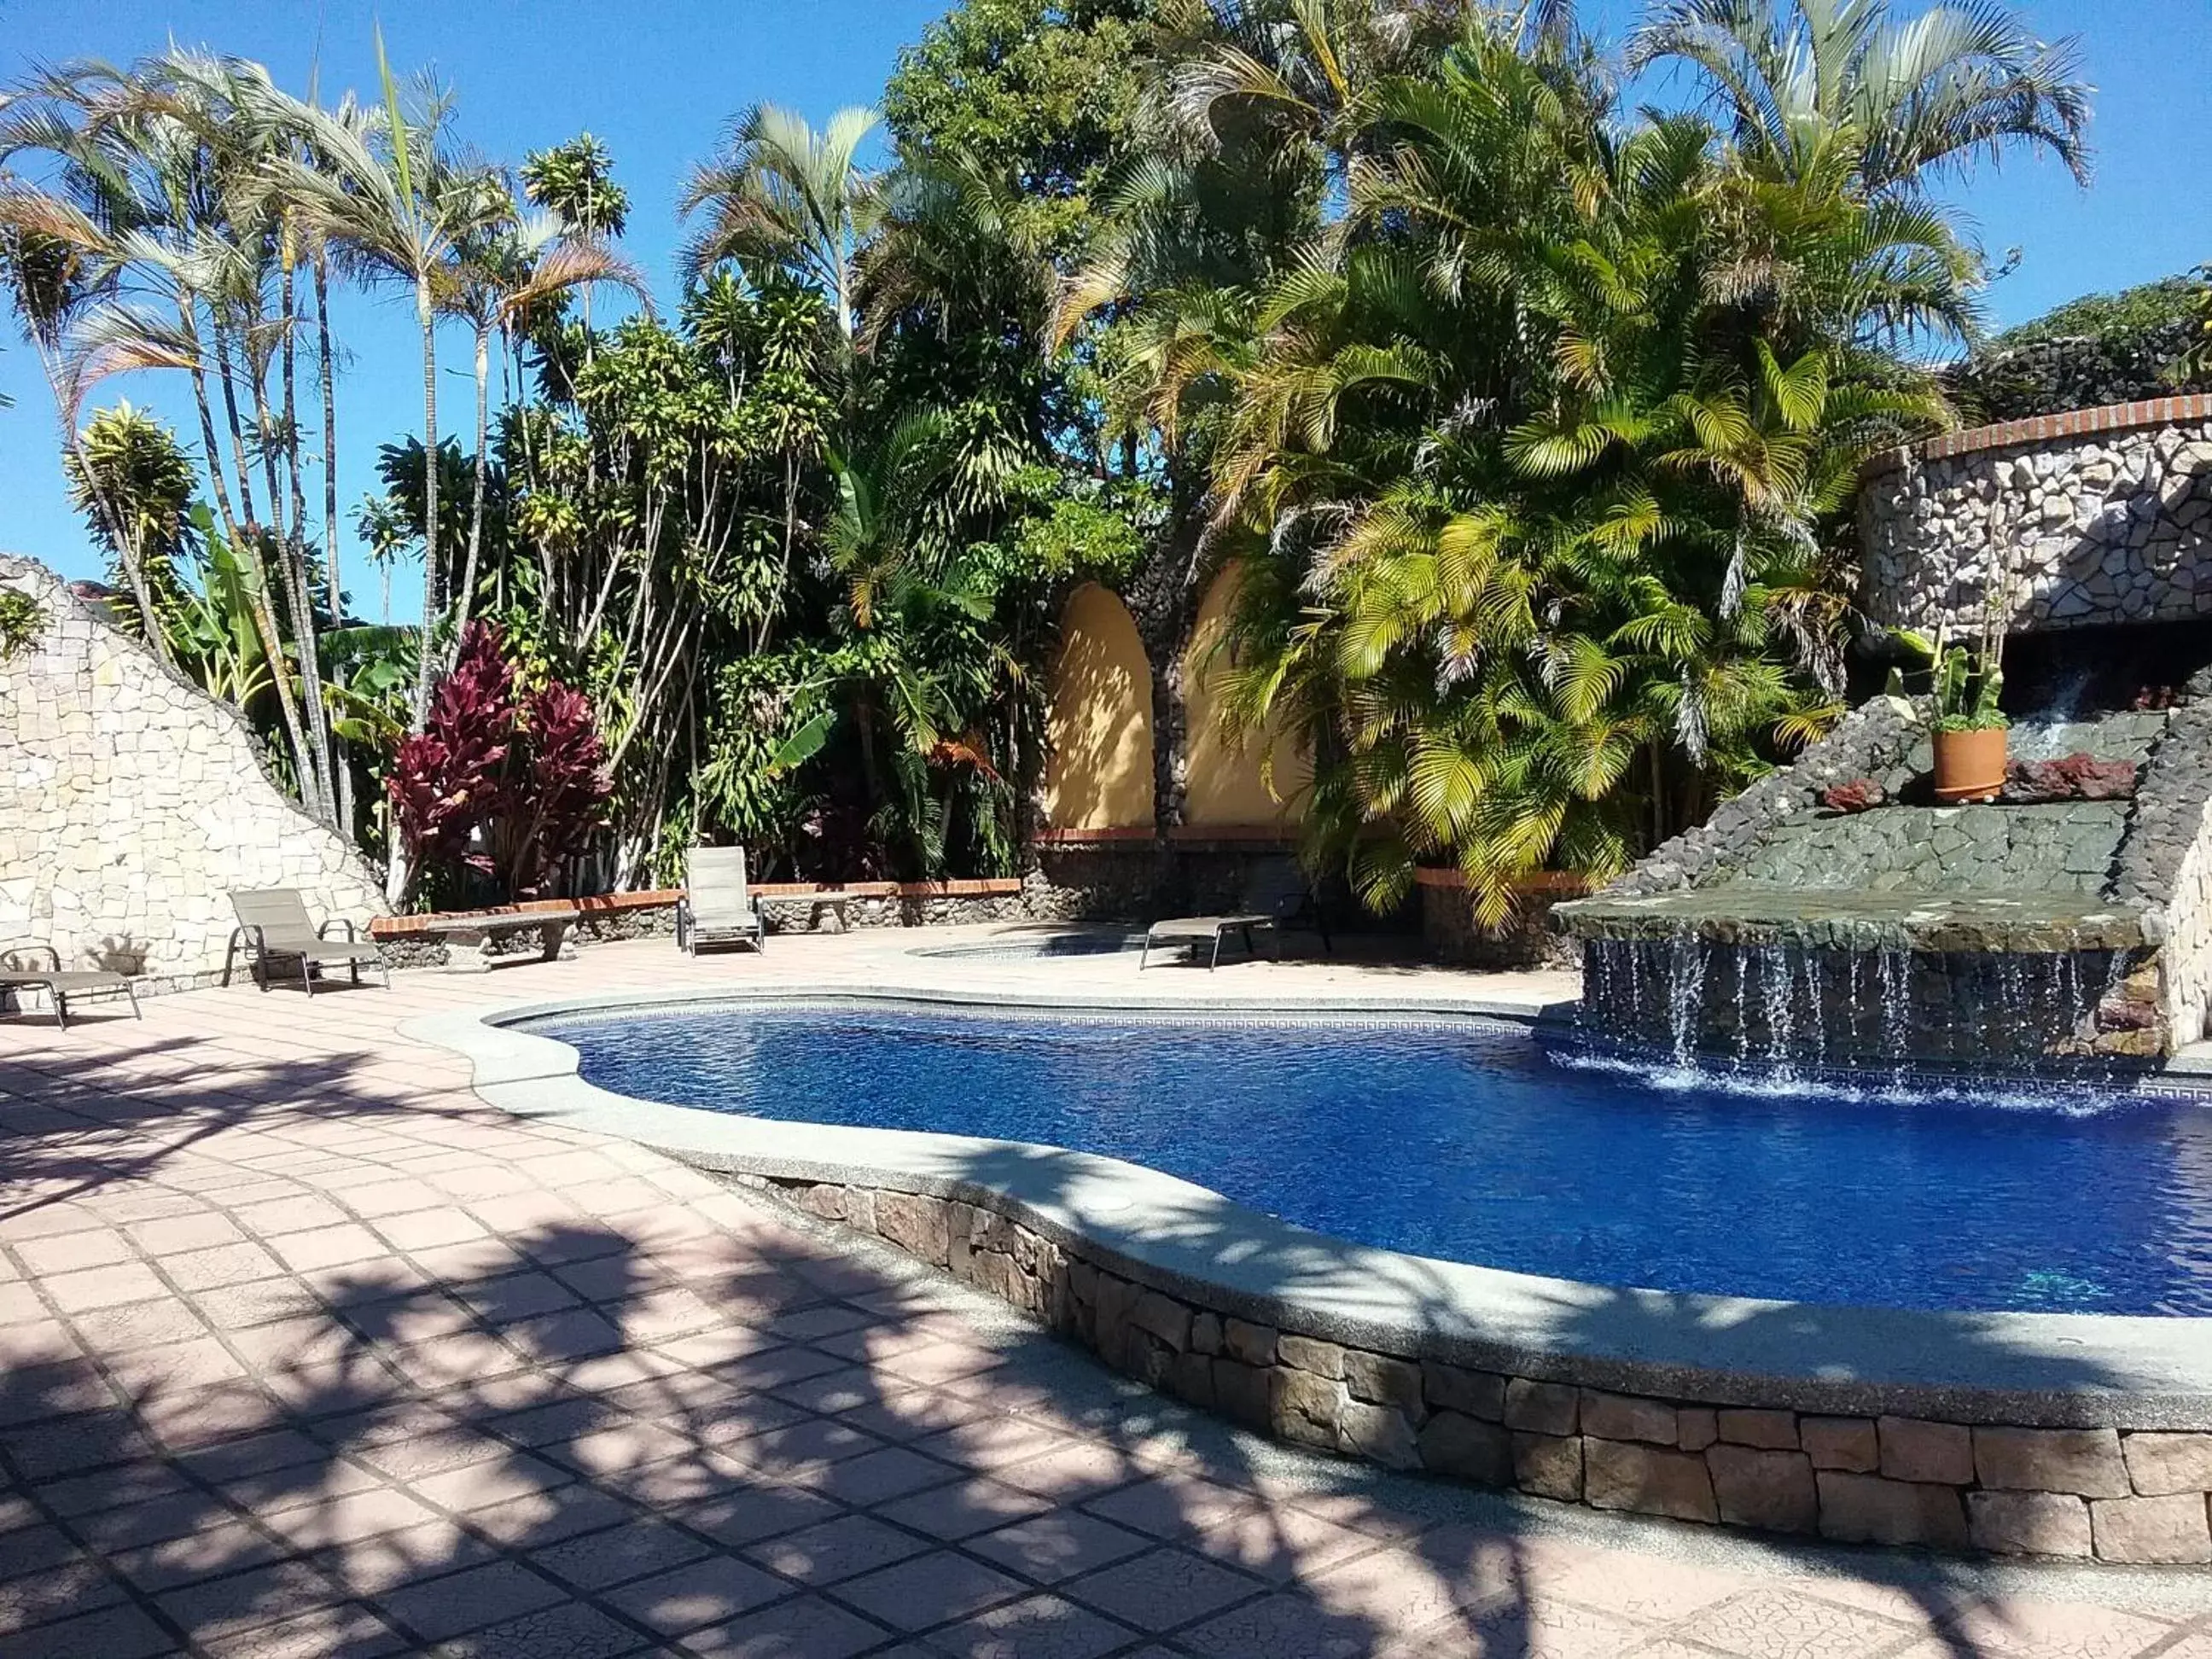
[0,931,2206,1656]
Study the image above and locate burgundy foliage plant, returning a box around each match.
[387,622,613,899]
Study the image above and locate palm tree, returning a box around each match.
[65,401,197,636]
[1627,0,2092,196]
[445,200,649,655]
[267,34,486,760]
[680,103,882,341]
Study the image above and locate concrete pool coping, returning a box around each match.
[406,984,2212,1432]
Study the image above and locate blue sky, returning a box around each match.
[3,0,2207,610]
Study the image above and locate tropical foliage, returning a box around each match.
[0,0,2098,923]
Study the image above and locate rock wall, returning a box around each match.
[1859,402,2212,636]
[2,556,383,992]
[759,1173,2212,1564]
[1947,322,2204,425]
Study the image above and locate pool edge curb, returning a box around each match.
[404,985,2212,1565]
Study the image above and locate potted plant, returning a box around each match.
[1891,620,2008,802]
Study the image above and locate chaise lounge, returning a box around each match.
[223,888,388,993]
[0,945,141,1031]
[1140,858,1332,969]
[677,845,767,954]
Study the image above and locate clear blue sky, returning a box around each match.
[2,0,2206,610]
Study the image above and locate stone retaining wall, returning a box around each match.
[1859,400,2212,636]
[1,556,383,992]
[754,1173,2212,1564]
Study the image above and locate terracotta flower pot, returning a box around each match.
[1932,725,2007,803]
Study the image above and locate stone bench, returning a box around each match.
[412,907,582,973]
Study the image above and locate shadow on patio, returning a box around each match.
[0,1014,2199,1656]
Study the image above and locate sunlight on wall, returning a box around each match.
[1043,584,1155,830]
[1184,565,1307,827]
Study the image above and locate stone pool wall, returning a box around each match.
[751,1173,2212,1563]
[1859,397,2212,637]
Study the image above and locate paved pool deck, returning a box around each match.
[1,927,2209,1658]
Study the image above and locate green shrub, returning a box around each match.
[0,589,44,663]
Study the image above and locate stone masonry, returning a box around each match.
[2,555,382,991]
[1860,401,2212,636]
[760,1174,2212,1564]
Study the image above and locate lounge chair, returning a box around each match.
[677,846,766,954]
[1140,858,1332,969]
[223,888,388,993]
[0,946,141,1030]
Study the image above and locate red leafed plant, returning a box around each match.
[387,621,612,899]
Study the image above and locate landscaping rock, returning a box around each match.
[1223,1318,1278,1367]
[1503,1379,1578,1437]
[1422,1362,1504,1422]
[1337,1400,1420,1470]
[1418,1412,1512,1485]
[1878,1417,1974,1486]
[1584,1439,1719,1523]
[1972,1427,2131,1498]
[1821,777,1887,813]
[1277,1334,1345,1379]
[2089,1494,2212,1564]
[1801,1417,1879,1473]
[2122,1431,2212,1496]
[1511,1433,1583,1502]
[1343,1352,1424,1423]
[2004,753,2139,803]
[1716,1409,1798,1451]
[1579,1391,1676,1446]
[1270,1368,1342,1450]
[1707,1446,1817,1534]
[1816,1472,1968,1550]
[1966,1491,2093,1557]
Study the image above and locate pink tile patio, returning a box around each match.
[0,931,2205,1657]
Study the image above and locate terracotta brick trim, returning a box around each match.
[1862,394,2212,477]
[370,879,1021,938]
[372,889,680,938]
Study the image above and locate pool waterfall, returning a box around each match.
[1553,702,2191,1076]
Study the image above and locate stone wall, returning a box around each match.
[2,556,383,992]
[757,1173,2212,1564]
[1948,322,2205,425]
[1589,696,1926,901]
[1859,401,2212,636]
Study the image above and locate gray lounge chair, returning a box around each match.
[0,946,141,1030]
[677,846,766,954]
[223,888,388,993]
[1140,859,1332,969]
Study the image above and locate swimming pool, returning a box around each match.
[530,1000,2212,1317]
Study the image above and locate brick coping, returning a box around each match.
[1863,393,2212,477]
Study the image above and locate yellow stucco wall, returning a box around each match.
[1184,565,1308,827]
[1042,583,1155,830]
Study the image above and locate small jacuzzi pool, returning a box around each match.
[527,999,2212,1316]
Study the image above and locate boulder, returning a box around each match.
[1821,777,1887,813]
[2002,752,2139,804]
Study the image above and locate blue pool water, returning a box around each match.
[533,1002,2212,1316]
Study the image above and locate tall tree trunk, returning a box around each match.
[454,321,492,654]
[315,249,357,840]
[215,318,322,818]
[407,276,441,734]
[392,278,440,909]
[277,224,336,823]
